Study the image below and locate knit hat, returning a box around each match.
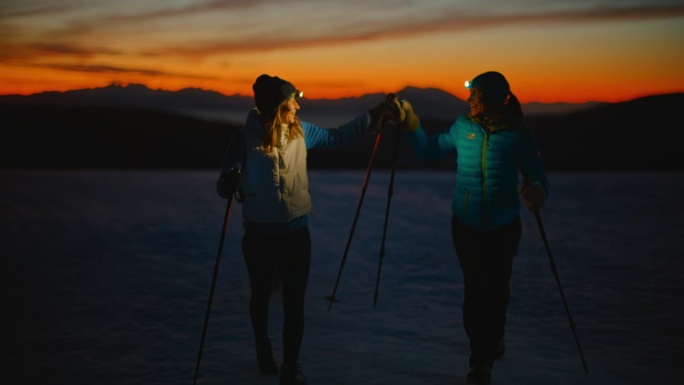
[252,74,300,114]
[465,71,510,103]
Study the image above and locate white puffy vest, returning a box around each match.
[241,123,311,223]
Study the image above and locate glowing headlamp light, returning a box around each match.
[465,80,473,89]
[294,90,304,98]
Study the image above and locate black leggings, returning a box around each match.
[242,226,311,364]
[451,216,522,368]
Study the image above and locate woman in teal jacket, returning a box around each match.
[400,71,549,385]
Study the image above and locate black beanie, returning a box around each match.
[468,71,510,103]
[253,74,297,114]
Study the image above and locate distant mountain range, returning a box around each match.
[1,84,683,170]
[0,83,607,123]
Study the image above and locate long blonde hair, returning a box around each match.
[260,100,304,152]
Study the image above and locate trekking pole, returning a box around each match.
[326,117,386,311]
[534,210,589,375]
[193,196,235,385]
[373,125,402,307]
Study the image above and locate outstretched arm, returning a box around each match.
[401,99,458,160]
[303,114,373,149]
[304,95,403,149]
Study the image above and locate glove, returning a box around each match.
[399,99,420,132]
[520,183,546,212]
[369,93,405,127]
[386,94,406,123]
[216,164,242,199]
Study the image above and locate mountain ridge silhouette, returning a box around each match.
[1,87,683,170]
[0,82,607,120]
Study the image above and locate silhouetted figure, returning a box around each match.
[400,71,549,385]
[216,74,401,385]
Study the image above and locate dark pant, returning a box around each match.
[242,226,311,364]
[451,216,522,368]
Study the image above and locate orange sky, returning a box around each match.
[2,1,684,103]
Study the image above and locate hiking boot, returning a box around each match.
[255,338,277,375]
[493,338,505,360]
[466,365,491,385]
[279,361,308,385]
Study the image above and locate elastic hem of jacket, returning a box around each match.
[243,215,308,235]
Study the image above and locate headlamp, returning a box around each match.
[294,90,304,98]
[465,80,472,89]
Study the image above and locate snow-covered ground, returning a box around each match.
[2,170,682,385]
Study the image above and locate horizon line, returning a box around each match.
[1,81,681,105]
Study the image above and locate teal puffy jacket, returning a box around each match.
[407,116,549,231]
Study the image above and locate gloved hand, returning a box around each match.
[399,99,420,132]
[369,93,405,127]
[386,94,406,123]
[520,183,546,212]
[216,164,242,199]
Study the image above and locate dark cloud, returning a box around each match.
[99,0,270,22]
[31,43,120,57]
[37,62,217,80]
[0,42,119,61]
[3,1,683,72]
[45,63,165,76]
[9,2,683,54]
[0,3,75,20]
[142,3,684,59]
[526,4,684,22]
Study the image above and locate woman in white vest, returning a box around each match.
[217,74,401,385]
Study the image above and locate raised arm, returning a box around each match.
[401,99,458,160]
[303,95,403,149]
[303,113,373,149]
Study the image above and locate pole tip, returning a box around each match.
[324,295,340,303]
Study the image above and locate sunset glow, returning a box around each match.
[2,0,684,103]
